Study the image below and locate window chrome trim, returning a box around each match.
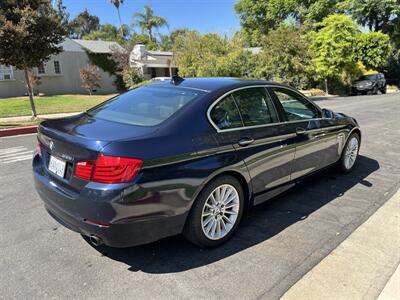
[207,85,323,133]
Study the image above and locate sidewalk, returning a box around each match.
[0,112,80,123]
[281,189,400,300]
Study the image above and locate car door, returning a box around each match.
[268,86,339,180]
[209,87,296,197]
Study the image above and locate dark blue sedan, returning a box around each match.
[33,77,361,248]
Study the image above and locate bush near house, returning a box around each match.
[80,65,102,95]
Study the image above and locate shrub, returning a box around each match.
[80,65,101,95]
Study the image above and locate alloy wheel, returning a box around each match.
[201,184,240,240]
[344,137,359,170]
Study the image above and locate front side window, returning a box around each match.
[271,87,319,121]
[38,63,45,74]
[54,61,61,74]
[232,87,279,126]
[88,85,206,126]
[210,95,243,130]
[0,65,13,80]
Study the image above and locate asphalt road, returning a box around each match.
[1,93,399,299]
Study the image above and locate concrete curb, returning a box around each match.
[0,125,37,137]
[281,189,400,300]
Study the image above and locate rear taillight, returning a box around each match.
[75,160,94,181]
[74,155,143,184]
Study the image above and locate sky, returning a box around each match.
[62,0,241,36]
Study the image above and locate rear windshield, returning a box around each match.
[359,74,378,80]
[87,85,206,126]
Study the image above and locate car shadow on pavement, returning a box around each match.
[85,155,380,273]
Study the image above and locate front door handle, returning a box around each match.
[296,127,306,135]
[238,137,254,147]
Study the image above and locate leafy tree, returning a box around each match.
[158,34,172,51]
[298,0,341,23]
[0,0,65,117]
[130,32,158,50]
[173,31,222,77]
[80,65,101,95]
[385,49,400,86]
[309,14,360,94]
[110,40,143,89]
[55,0,69,25]
[170,28,192,45]
[173,30,257,78]
[234,0,341,45]
[257,25,312,89]
[355,31,391,70]
[83,23,130,44]
[338,0,400,36]
[69,9,100,39]
[234,0,298,45]
[121,67,143,89]
[132,5,168,41]
[110,0,124,27]
[27,70,42,95]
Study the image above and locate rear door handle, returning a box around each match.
[296,127,306,135]
[238,137,254,147]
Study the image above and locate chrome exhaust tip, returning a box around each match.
[89,235,103,246]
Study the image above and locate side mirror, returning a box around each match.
[322,108,334,119]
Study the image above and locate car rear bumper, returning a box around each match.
[352,86,373,92]
[33,155,187,247]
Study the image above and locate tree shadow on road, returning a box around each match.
[85,155,380,273]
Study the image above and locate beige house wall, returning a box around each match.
[0,50,118,98]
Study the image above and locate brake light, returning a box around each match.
[75,160,94,181]
[74,155,143,184]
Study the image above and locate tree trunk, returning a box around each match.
[24,68,37,118]
[149,27,152,41]
[117,8,123,37]
[324,78,329,95]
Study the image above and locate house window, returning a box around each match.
[54,61,61,74]
[0,65,13,80]
[38,63,45,74]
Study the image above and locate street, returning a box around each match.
[0,93,399,299]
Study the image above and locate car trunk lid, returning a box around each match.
[37,113,157,192]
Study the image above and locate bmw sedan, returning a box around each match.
[33,77,361,248]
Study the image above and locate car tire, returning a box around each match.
[183,175,245,248]
[338,133,360,173]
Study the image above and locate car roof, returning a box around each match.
[150,77,285,92]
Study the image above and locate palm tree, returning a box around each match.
[132,5,168,41]
[110,0,124,35]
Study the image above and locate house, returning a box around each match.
[0,38,123,98]
[129,45,263,80]
[130,44,178,80]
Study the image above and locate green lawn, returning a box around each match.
[0,94,117,118]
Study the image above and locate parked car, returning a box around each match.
[33,77,361,248]
[351,73,386,95]
[151,77,170,82]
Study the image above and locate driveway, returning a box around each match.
[0,93,399,299]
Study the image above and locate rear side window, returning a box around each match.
[87,86,206,126]
[271,87,319,121]
[210,95,243,130]
[232,87,279,126]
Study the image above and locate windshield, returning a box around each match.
[87,85,206,126]
[359,74,377,81]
